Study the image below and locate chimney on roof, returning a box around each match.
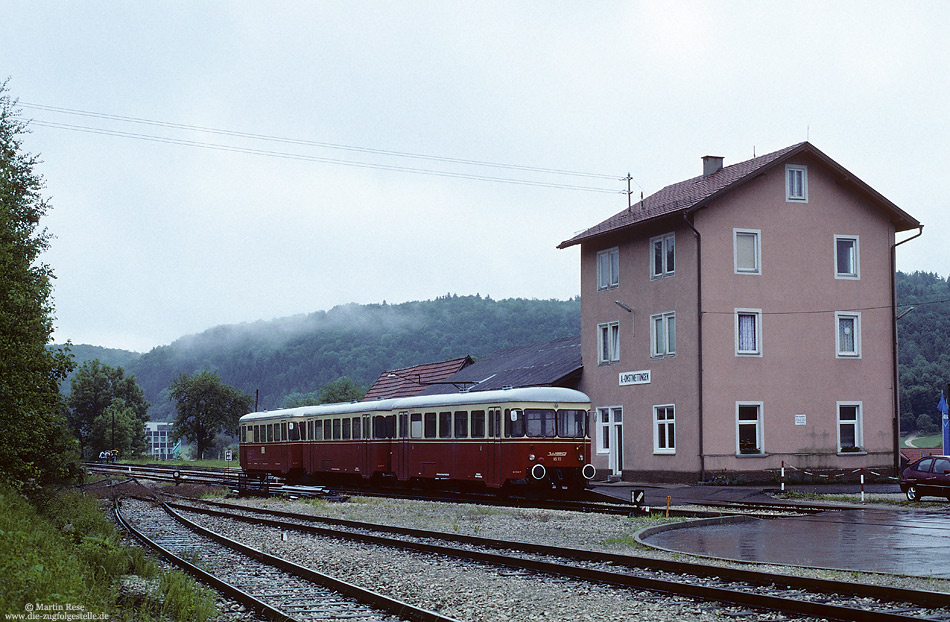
[702,155,724,177]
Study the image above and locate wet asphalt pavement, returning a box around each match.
[594,482,950,578]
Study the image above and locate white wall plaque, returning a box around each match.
[795,414,807,426]
[619,370,651,386]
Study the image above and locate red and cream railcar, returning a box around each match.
[239,387,595,490]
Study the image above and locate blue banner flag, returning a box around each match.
[941,392,949,454]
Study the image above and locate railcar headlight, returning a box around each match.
[529,454,536,461]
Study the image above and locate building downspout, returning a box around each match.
[683,212,705,481]
[891,225,923,476]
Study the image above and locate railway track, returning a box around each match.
[169,496,950,621]
[90,462,823,518]
[116,497,456,622]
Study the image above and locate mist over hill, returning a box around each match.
[59,273,950,432]
[64,295,581,420]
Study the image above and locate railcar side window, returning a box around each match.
[266,424,273,443]
[488,409,496,437]
[342,418,351,440]
[307,420,313,440]
[410,413,422,438]
[333,419,342,440]
[439,412,452,438]
[373,415,385,439]
[424,412,437,438]
[471,411,485,438]
[454,411,468,438]
[557,409,588,438]
[399,414,409,438]
[353,417,362,440]
[241,426,246,443]
[525,409,556,437]
[324,420,332,440]
[505,409,526,438]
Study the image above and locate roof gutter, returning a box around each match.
[891,225,923,476]
[682,211,705,482]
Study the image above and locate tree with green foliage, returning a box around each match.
[0,82,79,492]
[169,371,252,459]
[67,359,149,457]
[87,398,147,458]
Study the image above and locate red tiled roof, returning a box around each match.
[558,142,919,249]
[900,447,943,465]
[362,356,474,401]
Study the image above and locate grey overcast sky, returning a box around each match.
[3,1,947,352]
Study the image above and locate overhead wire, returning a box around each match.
[22,102,624,193]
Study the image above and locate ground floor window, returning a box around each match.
[736,402,763,455]
[837,402,863,452]
[653,405,675,454]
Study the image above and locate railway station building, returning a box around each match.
[558,142,921,483]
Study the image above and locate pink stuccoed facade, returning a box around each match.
[559,143,921,483]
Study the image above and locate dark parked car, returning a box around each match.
[900,455,950,501]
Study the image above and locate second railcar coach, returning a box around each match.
[239,386,595,491]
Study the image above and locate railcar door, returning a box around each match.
[487,407,502,487]
[395,411,410,481]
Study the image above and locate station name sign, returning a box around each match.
[619,370,651,386]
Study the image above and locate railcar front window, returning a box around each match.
[342,418,351,440]
[289,422,299,441]
[314,420,322,440]
[557,409,588,438]
[471,410,485,438]
[333,419,341,440]
[506,409,525,438]
[324,420,331,440]
[525,409,556,437]
[241,426,246,443]
[266,424,273,443]
[281,422,287,441]
[410,413,423,438]
[307,420,314,440]
[353,417,362,440]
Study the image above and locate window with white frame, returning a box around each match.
[834,235,859,279]
[736,402,763,455]
[596,406,622,455]
[650,233,675,279]
[653,405,675,453]
[735,309,762,356]
[597,247,620,290]
[786,164,807,202]
[597,321,620,364]
[837,402,863,452]
[734,229,761,274]
[650,311,676,357]
[835,312,861,358]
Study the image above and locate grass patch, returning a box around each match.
[117,457,237,469]
[778,489,947,507]
[0,485,217,620]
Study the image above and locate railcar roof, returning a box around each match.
[238,387,590,423]
[392,386,589,410]
[239,398,400,423]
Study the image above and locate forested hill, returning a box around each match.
[67,295,581,420]
[896,271,950,433]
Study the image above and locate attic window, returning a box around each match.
[786,165,808,202]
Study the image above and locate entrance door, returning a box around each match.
[599,407,623,476]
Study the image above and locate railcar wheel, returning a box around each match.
[905,485,921,501]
